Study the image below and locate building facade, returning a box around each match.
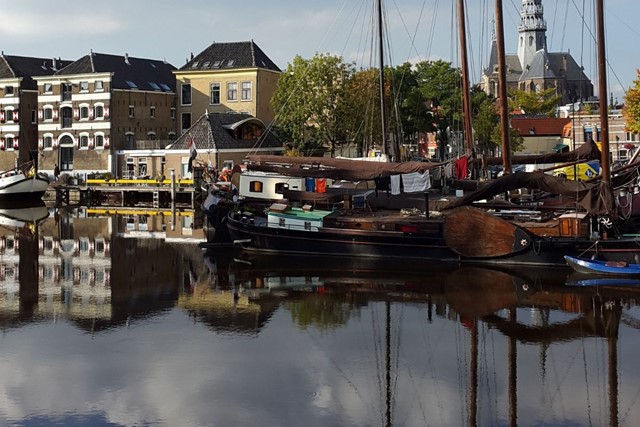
[174,41,281,136]
[0,54,71,172]
[34,52,177,179]
[481,0,593,104]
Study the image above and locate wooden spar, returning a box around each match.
[457,0,474,155]
[494,0,512,174]
[596,0,611,184]
[377,0,389,158]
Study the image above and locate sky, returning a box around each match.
[2,0,639,103]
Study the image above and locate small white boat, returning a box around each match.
[0,162,50,201]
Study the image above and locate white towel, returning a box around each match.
[390,175,401,195]
[401,171,431,193]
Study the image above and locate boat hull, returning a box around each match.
[0,173,49,201]
[227,213,459,261]
[564,255,640,276]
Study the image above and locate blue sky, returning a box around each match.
[2,0,638,102]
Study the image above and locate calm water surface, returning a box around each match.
[0,206,639,426]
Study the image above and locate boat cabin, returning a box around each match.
[239,171,305,200]
[267,204,332,232]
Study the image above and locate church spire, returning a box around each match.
[517,0,547,70]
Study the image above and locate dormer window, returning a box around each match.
[44,83,53,94]
[95,80,104,91]
[4,86,14,96]
[80,81,89,92]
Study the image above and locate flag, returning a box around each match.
[188,136,197,172]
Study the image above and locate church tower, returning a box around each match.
[517,0,547,69]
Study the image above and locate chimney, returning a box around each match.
[52,58,57,70]
[190,52,194,60]
[124,53,130,65]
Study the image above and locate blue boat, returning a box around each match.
[564,255,640,277]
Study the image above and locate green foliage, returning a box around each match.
[507,88,562,116]
[284,298,358,331]
[271,56,467,159]
[474,98,499,154]
[271,54,355,155]
[624,69,640,134]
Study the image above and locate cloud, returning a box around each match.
[0,11,122,37]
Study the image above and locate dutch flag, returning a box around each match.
[188,136,197,172]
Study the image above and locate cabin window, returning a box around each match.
[304,221,311,231]
[249,181,263,193]
[279,218,286,227]
[275,183,289,194]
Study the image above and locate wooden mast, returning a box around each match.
[458,0,474,155]
[494,0,512,174]
[596,0,611,184]
[377,0,389,159]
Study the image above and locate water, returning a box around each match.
[1,206,640,426]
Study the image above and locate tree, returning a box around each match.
[414,60,463,160]
[508,88,562,116]
[474,98,500,156]
[624,69,640,134]
[271,54,354,156]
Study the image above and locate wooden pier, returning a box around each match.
[52,176,203,209]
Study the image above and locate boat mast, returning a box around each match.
[596,0,610,184]
[494,0,512,174]
[458,0,474,155]
[377,0,389,159]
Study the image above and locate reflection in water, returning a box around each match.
[1,208,640,426]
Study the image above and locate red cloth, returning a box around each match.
[455,157,468,179]
[315,178,326,193]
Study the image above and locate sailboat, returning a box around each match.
[226,0,640,266]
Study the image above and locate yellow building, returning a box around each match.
[174,40,281,135]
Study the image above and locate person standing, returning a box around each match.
[54,164,60,181]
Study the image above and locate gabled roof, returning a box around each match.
[55,52,176,92]
[510,116,571,136]
[0,54,71,79]
[520,49,557,81]
[168,112,283,152]
[179,40,280,72]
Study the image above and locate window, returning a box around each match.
[129,105,135,118]
[80,81,89,92]
[227,82,238,101]
[95,80,104,91]
[181,113,191,133]
[44,107,53,120]
[147,132,156,140]
[170,107,176,119]
[95,134,104,148]
[44,83,53,93]
[249,181,263,193]
[278,218,286,227]
[125,80,138,89]
[222,160,233,170]
[241,81,252,101]
[62,83,72,101]
[5,136,13,150]
[94,105,104,119]
[4,86,14,96]
[31,110,37,124]
[181,83,192,105]
[125,132,135,149]
[80,106,89,119]
[208,82,221,105]
[168,132,176,140]
[150,106,155,118]
[44,136,53,149]
[80,134,89,149]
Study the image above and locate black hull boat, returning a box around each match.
[226,200,640,267]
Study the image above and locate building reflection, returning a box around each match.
[0,205,206,332]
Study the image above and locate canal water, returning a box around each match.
[1,205,640,426]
